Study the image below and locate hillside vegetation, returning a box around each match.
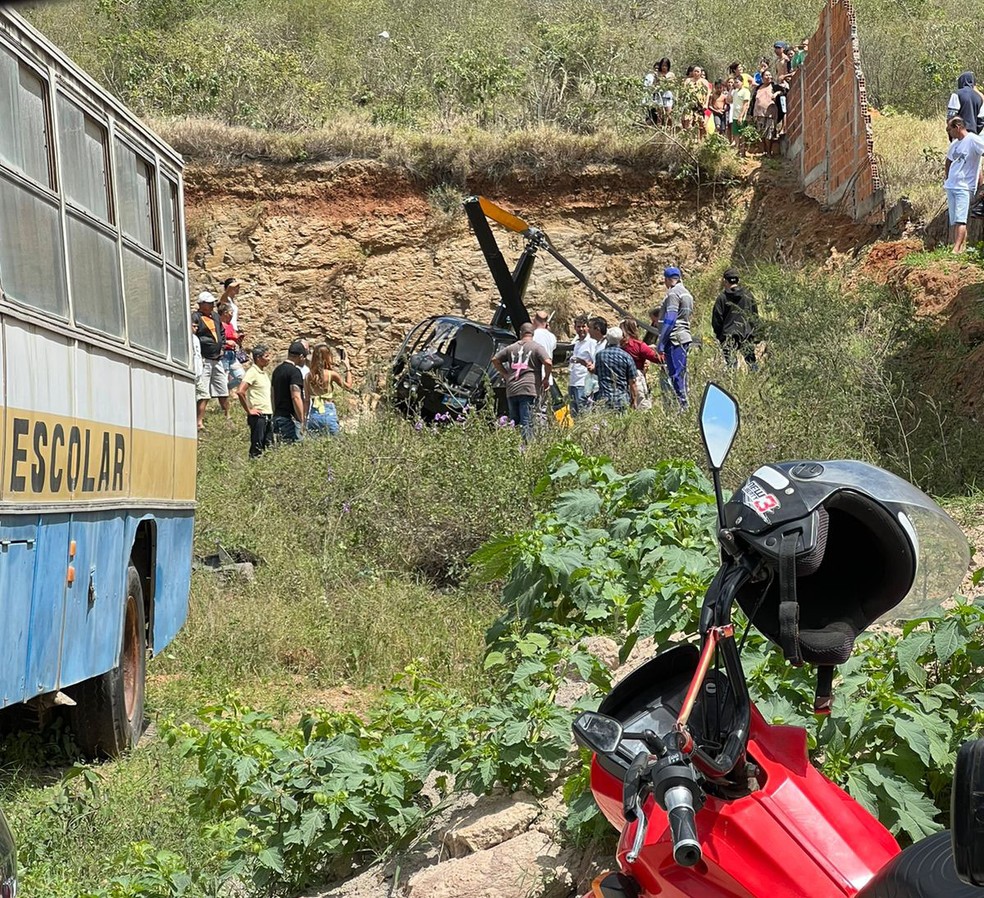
[23,0,978,132]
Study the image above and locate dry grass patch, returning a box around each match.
[153,115,724,186]
[872,113,948,224]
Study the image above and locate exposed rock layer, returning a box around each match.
[183,159,875,386]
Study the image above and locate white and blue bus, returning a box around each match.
[0,9,196,755]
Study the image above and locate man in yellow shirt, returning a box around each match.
[236,345,274,457]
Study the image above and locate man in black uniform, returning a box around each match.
[711,269,759,371]
[271,341,308,444]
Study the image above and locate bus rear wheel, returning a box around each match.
[70,564,147,758]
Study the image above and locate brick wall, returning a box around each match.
[784,0,885,223]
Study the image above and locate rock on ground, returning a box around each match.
[408,830,573,898]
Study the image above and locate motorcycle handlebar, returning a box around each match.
[664,785,702,867]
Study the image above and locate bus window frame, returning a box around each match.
[159,170,182,269]
[113,132,160,255]
[0,36,57,194]
[0,23,194,377]
[159,167,189,365]
[113,130,170,359]
[54,87,115,227]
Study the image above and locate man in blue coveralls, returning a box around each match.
[656,267,694,408]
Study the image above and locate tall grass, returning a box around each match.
[871,113,949,223]
[154,115,740,186]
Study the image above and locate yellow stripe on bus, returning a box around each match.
[2,408,197,503]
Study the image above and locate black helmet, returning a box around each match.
[725,461,968,697]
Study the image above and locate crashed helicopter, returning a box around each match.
[391,196,660,420]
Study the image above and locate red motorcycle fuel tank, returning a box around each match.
[589,705,900,898]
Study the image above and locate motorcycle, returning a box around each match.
[573,382,984,898]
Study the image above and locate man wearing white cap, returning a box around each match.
[191,291,230,428]
[657,267,694,408]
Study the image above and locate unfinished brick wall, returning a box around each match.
[784,0,885,223]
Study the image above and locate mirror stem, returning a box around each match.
[711,467,727,531]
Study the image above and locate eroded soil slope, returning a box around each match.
[863,241,984,418]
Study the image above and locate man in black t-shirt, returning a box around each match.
[271,340,308,444]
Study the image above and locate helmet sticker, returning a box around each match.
[742,480,782,521]
[752,465,790,489]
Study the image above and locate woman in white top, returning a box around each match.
[305,344,354,436]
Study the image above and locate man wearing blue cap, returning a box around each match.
[657,267,694,408]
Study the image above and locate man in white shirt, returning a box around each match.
[567,315,597,417]
[944,116,984,254]
[532,310,557,387]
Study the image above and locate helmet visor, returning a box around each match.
[807,462,970,619]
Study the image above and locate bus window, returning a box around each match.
[0,46,68,317]
[56,96,111,222]
[115,140,166,354]
[166,273,190,366]
[123,249,166,354]
[66,215,123,336]
[57,96,124,336]
[0,175,69,317]
[160,175,181,267]
[115,140,156,251]
[0,47,52,187]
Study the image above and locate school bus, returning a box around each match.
[0,9,195,755]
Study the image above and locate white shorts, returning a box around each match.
[946,187,972,225]
[198,357,229,398]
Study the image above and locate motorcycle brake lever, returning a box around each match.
[626,799,648,863]
[622,750,650,821]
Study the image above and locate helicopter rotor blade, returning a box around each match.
[478,196,532,235]
[540,240,661,340]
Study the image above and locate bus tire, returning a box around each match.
[70,564,147,758]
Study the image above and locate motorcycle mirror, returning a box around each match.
[699,383,740,471]
[573,711,624,755]
[699,383,740,531]
[952,738,984,885]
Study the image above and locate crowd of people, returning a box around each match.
[191,279,354,458]
[194,265,761,449]
[643,40,808,155]
[493,266,760,438]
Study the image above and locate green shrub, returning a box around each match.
[472,443,718,651]
[483,449,984,844]
[163,699,431,891]
[161,622,611,893]
[80,842,201,898]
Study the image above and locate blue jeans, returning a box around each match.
[272,415,302,443]
[507,395,535,440]
[664,344,690,408]
[308,403,340,436]
[568,385,589,417]
[222,350,244,388]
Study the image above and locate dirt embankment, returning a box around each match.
[182,159,878,382]
[861,240,984,418]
